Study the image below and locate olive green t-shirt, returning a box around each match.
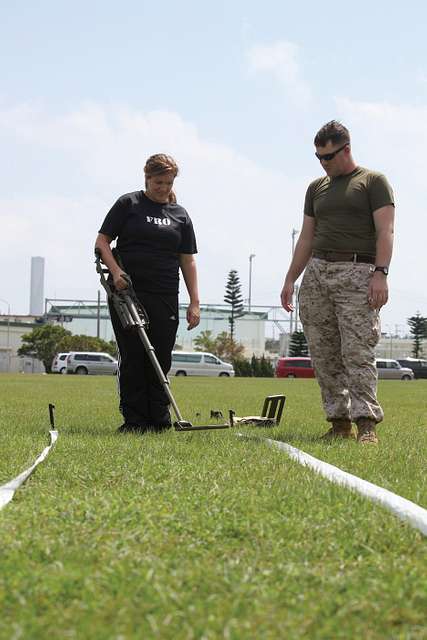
[304,166,394,255]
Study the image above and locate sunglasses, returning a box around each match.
[315,143,349,162]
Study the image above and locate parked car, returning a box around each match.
[169,351,234,377]
[275,356,315,378]
[375,359,414,380]
[51,352,70,374]
[397,358,427,379]
[66,352,118,375]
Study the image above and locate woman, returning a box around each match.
[95,154,200,433]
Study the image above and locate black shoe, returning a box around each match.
[117,423,146,433]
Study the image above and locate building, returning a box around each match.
[175,305,267,355]
[43,300,268,357]
[0,316,45,373]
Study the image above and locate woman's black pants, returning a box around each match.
[109,291,179,428]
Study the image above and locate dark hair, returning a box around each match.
[314,120,350,147]
[144,154,179,203]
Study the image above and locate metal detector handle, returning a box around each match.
[94,248,129,300]
[95,248,131,291]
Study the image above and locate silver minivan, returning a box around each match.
[376,359,414,380]
[66,352,118,375]
[169,351,235,377]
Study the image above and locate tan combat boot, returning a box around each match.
[321,419,355,441]
[356,418,378,444]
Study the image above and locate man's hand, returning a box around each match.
[368,272,388,309]
[187,302,200,330]
[281,279,295,312]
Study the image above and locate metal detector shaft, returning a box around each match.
[123,293,185,423]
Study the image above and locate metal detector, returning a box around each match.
[229,395,286,427]
[95,249,230,431]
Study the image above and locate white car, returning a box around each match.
[51,352,70,374]
[66,352,118,375]
[169,351,235,377]
[376,359,414,380]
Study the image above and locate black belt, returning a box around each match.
[312,251,375,265]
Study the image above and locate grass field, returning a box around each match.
[0,374,426,640]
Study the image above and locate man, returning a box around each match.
[281,121,394,444]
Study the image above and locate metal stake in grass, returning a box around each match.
[49,403,56,429]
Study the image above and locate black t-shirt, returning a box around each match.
[99,190,197,294]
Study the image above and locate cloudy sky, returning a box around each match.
[1,0,426,335]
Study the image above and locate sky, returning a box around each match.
[1,0,426,336]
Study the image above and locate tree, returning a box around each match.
[288,330,309,357]
[407,313,427,358]
[231,354,274,377]
[18,324,71,373]
[193,328,244,360]
[193,330,218,354]
[57,334,117,358]
[215,331,245,360]
[251,354,262,377]
[259,354,274,377]
[224,269,244,341]
[232,357,253,377]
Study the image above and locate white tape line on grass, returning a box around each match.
[0,430,58,510]
[239,434,427,536]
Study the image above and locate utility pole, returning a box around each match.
[248,253,256,312]
[96,290,101,338]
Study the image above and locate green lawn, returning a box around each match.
[0,374,426,639]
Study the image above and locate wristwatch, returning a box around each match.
[374,266,389,276]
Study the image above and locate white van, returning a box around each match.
[51,352,70,374]
[169,351,235,377]
[66,352,118,375]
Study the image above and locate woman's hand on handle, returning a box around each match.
[112,272,129,291]
[95,233,129,290]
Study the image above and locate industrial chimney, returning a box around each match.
[30,256,45,315]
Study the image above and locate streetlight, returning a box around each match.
[0,298,11,372]
[248,254,256,312]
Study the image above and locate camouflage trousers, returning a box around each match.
[299,258,383,424]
